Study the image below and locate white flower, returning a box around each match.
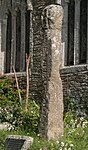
[72,124,75,129]
[31,110,33,113]
[37,134,40,137]
[70,144,74,147]
[13,120,16,125]
[66,124,69,128]
[10,114,13,117]
[82,121,88,128]
[75,119,77,123]
[64,147,67,150]
[68,131,72,135]
[56,140,59,144]
[77,124,81,128]
[72,129,75,132]
[68,148,71,150]
[61,142,65,147]
[70,119,74,123]
[80,117,84,121]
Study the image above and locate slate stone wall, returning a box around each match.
[31,0,54,101]
[5,72,26,90]
[60,65,88,115]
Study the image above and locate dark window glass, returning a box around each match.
[67,0,75,66]
[25,10,30,55]
[80,0,87,64]
[6,11,12,73]
[15,9,21,72]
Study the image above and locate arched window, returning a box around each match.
[80,0,87,64]
[6,10,12,73]
[4,5,32,74]
[67,0,75,66]
[15,8,21,72]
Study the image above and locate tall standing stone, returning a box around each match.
[39,4,64,140]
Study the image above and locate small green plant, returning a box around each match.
[0,77,88,149]
[0,77,40,134]
[64,96,88,119]
[30,113,88,150]
[0,110,88,150]
[20,100,40,133]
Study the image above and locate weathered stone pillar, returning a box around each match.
[40,4,64,140]
[74,0,80,65]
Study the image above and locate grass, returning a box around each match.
[0,77,88,149]
[0,123,88,150]
[29,126,88,150]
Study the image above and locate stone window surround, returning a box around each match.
[60,64,88,74]
[63,0,88,66]
[5,8,26,73]
[0,1,33,75]
[5,71,26,77]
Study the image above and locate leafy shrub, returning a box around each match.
[0,77,21,126]
[0,78,88,150]
[64,96,88,119]
[20,101,40,133]
[0,113,88,150]
[0,77,40,134]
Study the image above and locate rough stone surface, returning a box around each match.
[60,64,88,115]
[0,123,11,130]
[5,135,33,150]
[39,4,64,140]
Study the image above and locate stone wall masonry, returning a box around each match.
[0,0,27,74]
[5,72,26,90]
[31,0,55,101]
[31,0,48,100]
[60,64,88,115]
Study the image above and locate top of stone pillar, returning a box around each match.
[54,0,61,5]
[42,4,63,30]
[64,0,69,3]
[27,0,33,10]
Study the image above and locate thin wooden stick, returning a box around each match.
[25,53,30,112]
[13,66,22,106]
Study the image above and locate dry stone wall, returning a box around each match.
[31,0,55,101]
[60,65,88,116]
